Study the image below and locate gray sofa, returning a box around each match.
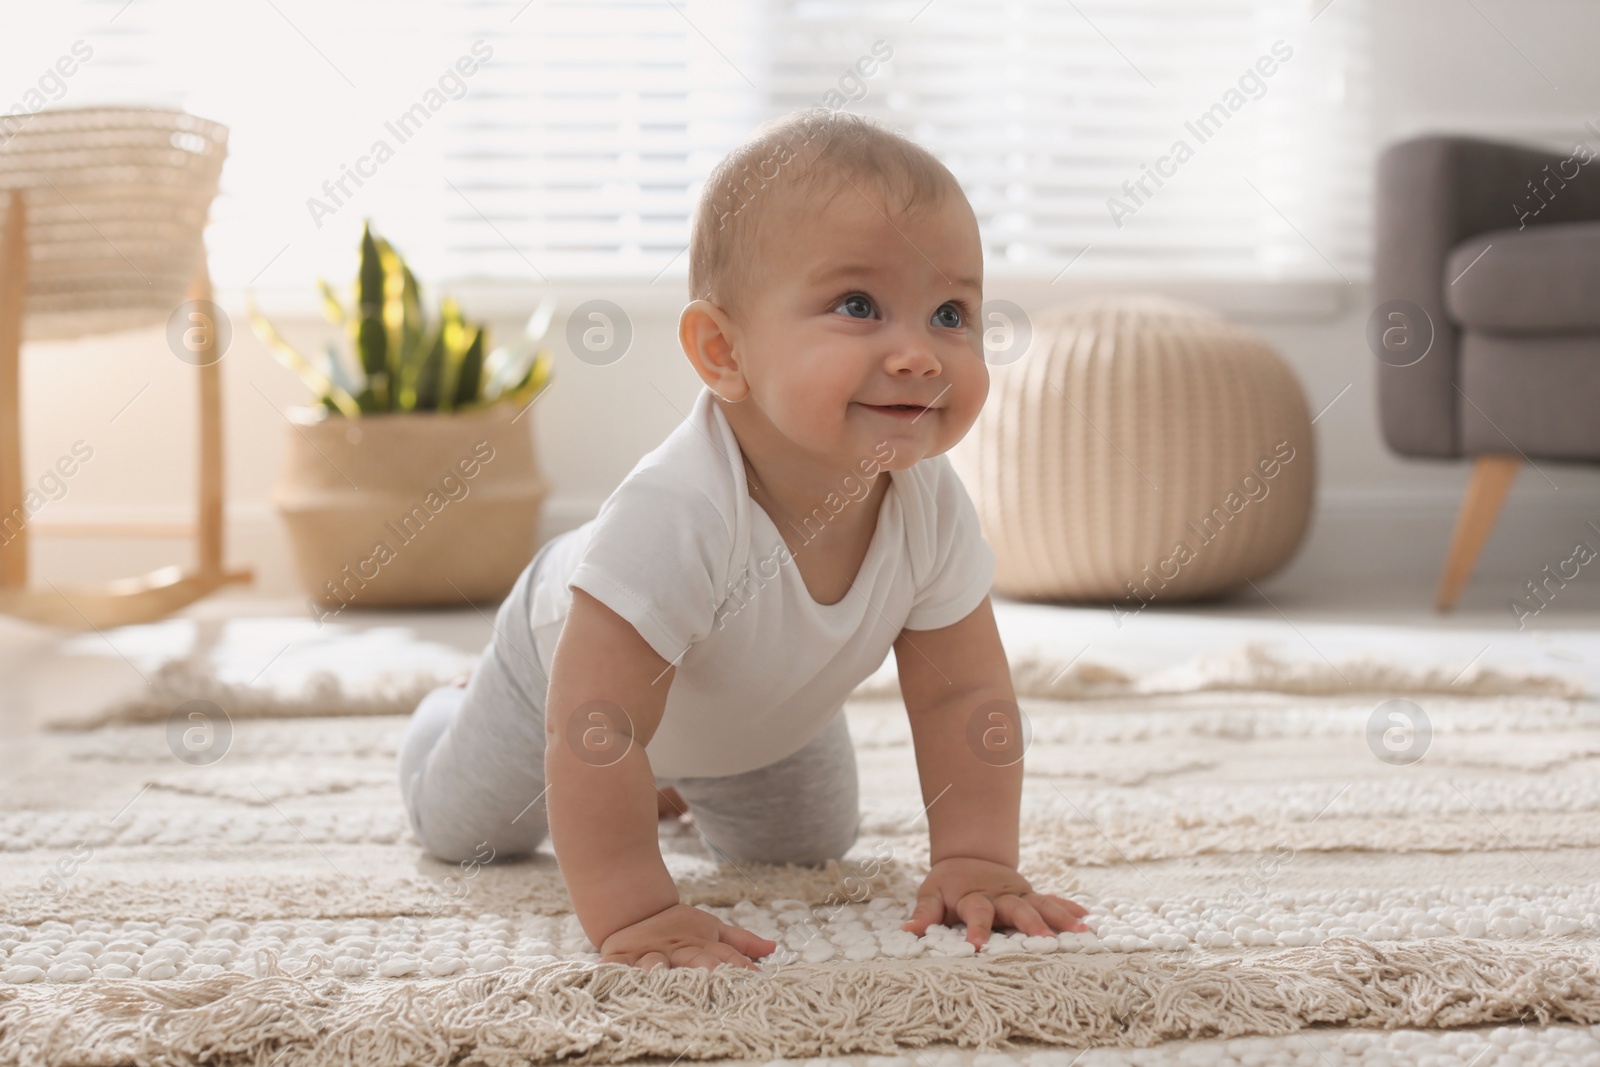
[1374,134,1600,610]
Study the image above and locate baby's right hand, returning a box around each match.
[599,903,777,971]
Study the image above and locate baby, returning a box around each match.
[398,107,1089,972]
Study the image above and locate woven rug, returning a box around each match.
[3,635,1600,1066]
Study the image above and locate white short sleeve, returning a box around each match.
[566,477,731,665]
[902,458,996,632]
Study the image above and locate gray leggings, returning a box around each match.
[398,547,862,868]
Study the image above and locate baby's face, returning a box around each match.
[726,179,987,473]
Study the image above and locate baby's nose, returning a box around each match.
[885,337,941,374]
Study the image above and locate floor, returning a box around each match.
[2,575,1597,1065]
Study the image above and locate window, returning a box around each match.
[4,0,1370,292]
[782,0,1373,283]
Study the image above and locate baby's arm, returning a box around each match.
[894,595,1090,947]
[544,588,775,970]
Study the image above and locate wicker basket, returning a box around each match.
[274,403,549,610]
[948,294,1315,603]
[0,106,228,341]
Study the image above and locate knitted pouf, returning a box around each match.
[948,294,1315,603]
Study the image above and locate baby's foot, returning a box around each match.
[656,786,689,821]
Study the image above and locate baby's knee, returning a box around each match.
[720,810,861,868]
[809,811,862,866]
[771,835,858,869]
[397,687,466,792]
[412,806,549,866]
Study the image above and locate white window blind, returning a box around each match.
[4,0,1370,291]
[764,0,1371,283]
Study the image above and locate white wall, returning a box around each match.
[16,0,1600,617]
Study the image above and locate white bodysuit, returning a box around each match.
[526,385,996,778]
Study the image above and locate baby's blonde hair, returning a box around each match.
[688,108,964,315]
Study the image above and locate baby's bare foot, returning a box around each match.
[656,786,688,820]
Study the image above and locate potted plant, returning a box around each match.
[249,221,554,613]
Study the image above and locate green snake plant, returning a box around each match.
[247,220,554,417]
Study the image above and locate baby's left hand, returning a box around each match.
[901,856,1090,948]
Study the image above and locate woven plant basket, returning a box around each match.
[948,294,1315,603]
[274,402,549,610]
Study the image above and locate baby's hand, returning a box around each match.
[901,857,1090,948]
[599,902,777,971]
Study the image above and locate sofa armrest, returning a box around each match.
[1373,134,1600,458]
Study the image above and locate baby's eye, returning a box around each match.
[833,293,876,320]
[931,302,965,329]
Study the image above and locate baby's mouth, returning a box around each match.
[859,403,932,420]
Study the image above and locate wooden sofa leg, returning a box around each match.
[1434,454,1521,612]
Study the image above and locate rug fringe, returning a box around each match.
[60,639,1586,730]
[853,641,1585,703]
[2,937,1596,1066]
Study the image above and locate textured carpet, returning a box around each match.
[2,635,1599,1066]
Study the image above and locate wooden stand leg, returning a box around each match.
[0,195,253,630]
[1434,454,1521,612]
[188,268,224,579]
[0,190,28,589]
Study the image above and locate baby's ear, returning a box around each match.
[679,299,748,401]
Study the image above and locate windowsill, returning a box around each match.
[219,273,1358,325]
